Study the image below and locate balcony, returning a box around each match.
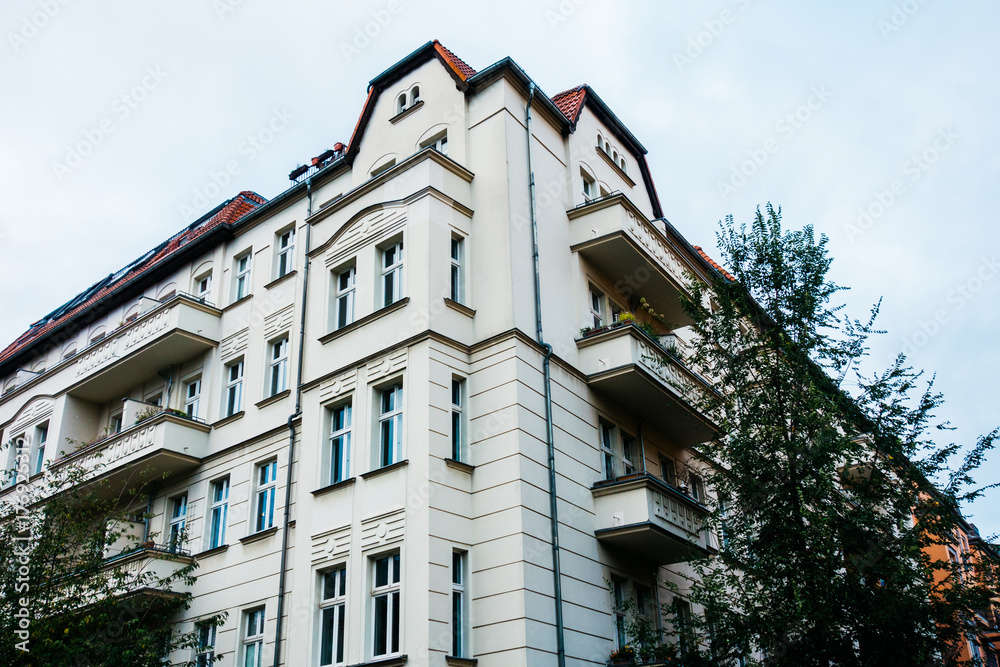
[576,322,717,447]
[593,473,712,564]
[68,294,221,402]
[103,543,194,601]
[568,193,693,327]
[52,411,210,495]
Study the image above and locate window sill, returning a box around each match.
[311,477,357,497]
[358,655,407,667]
[194,545,229,559]
[264,270,297,291]
[255,389,291,409]
[446,657,478,667]
[361,459,409,480]
[211,411,244,428]
[239,526,278,545]
[389,99,424,124]
[445,458,474,474]
[444,298,475,318]
[597,147,636,188]
[319,298,409,345]
[222,294,253,312]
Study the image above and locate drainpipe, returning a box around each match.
[273,177,312,667]
[158,367,174,407]
[526,81,567,667]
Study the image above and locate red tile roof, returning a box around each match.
[693,246,736,281]
[551,86,587,124]
[0,191,266,368]
[432,40,476,80]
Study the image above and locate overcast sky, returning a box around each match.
[1,1,997,533]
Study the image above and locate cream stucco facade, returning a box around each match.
[0,42,722,667]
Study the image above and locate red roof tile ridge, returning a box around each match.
[432,40,476,80]
[0,192,266,367]
[692,245,736,281]
[551,85,587,123]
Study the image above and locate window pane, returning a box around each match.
[320,607,336,664]
[375,557,389,587]
[374,595,388,655]
[391,590,400,653]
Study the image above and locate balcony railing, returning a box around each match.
[102,542,194,598]
[593,472,713,565]
[52,411,210,494]
[68,294,221,402]
[568,193,694,328]
[577,322,717,447]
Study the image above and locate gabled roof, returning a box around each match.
[0,192,265,372]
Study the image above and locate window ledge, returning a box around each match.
[597,147,636,188]
[239,526,278,545]
[389,99,424,124]
[211,411,245,428]
[319,298,409,345]
[193,544,229,559]
[311,477,357,497]
[264,270,297,290]
[446,657,478,667]
[255,389,291,409]
[222,294,253,312]
[358,655,407,667]
[361,459,409,480]
[445,458,474,474]
[444,298,475,318]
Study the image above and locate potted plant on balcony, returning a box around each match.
[608,646,636,666]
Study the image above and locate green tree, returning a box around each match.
[672,204,998,666]
[0,449,222,666]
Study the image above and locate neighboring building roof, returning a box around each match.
[693,246,736,282]
[0,191,266,371]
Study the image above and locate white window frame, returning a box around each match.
[319,566,348,666]
[600,421,616,480]
[33,423,47,476]
[168,493,187,551]
[195,622,216,667]
[420,130,448,156]
[254,460,277,533]
[660,455,677,487]
[689,473,704,503]
[450,237,464,303]
[269,337,289,397]
[276,227,295,278]
[208,477,229,550]
[234,251,252,301]
[371,553,402,658]
[243,607,265,667]
[195,273,212,302]
[582,168,596,200]
[334,265,356,329]
[621,431,636,477]
[589,287,605,329]
[225,359,244,416]
[329,401,352,485]
[377,383,403,468]
[184,377,201,419]
[452,551,468,657]
[110,412,123,435]
[381,242,404,308]
[612,575,627,649]
[451,378,465,462]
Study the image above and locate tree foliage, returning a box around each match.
[0,451,221,666]
[674,204,999,666]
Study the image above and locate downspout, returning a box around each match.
[273,177,312,667]
[526,82,567,667]
[158,367,174,407]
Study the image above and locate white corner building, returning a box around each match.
[0,41,724,667]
